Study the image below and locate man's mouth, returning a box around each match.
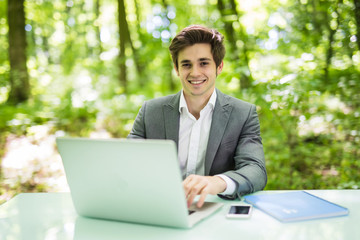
[188,79,206,85]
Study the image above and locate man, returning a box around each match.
[128,25,267,208]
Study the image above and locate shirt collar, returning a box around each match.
[179,89,217,113]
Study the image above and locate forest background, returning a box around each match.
[0,0,359,204]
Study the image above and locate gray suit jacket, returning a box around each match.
[128,88,267,199]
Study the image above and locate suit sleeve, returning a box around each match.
[221,104,267,199]
[127,102,147,139]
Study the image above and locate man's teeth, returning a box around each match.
[189,80,204,84]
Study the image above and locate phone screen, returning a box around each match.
[229,205,251,215]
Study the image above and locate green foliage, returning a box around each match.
[1,0,360,202]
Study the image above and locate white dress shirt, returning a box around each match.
[178,90,236,195]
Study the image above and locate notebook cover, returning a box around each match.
[244,191,349,222]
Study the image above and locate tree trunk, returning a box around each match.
[95,0,103,55]
[7,0,30,104]
[117,0,129,91]
[354,0,360,51]
[160,0,176,91]
[217,0,237,58]
[311,0,321,37]
[324,1,340,83]
[324,26,335,83]
[42,34,52,64]
[134,0,146,88]
[217,0,253,90]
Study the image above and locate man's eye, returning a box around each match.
[200,62,209,66]
[182,64,191,68]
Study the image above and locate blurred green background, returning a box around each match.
[1,0,360,204]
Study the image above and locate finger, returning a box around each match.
[197,187,209,208]
[187,192,197,208]
[183,176,195,197]
[183,174,197,183]
[189,178,207,196]
[187,181,206,207]
[183,175,198,197]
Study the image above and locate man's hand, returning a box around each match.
[182,175,227,208]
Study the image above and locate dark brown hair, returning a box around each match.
[169,25,226,69]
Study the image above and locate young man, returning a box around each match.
[128,25,267,208]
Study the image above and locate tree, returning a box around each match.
[7,0,29,104]
[117,0,130,92]
[217,0,253,89]
[354,0,360,50]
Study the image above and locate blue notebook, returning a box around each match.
[244,191,349,222]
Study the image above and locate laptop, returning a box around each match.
[56,137,223,228]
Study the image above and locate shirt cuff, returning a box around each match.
[216,174,236,195]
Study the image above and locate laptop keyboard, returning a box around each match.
[188,210,196,215]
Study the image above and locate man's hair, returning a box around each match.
[169,25,226,69]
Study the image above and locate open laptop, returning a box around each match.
[56,137,223,228]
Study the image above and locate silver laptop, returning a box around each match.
[56,137,223,228]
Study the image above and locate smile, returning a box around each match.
[188,79,206,85]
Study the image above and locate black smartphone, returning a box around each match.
[226,205,252,218]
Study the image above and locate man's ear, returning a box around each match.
[174,64,180,76]
[217,61,224,75]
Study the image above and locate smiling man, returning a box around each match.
[128,25,267,208]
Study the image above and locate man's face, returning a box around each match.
[175,43,223,100]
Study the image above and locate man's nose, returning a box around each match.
[190,65,201,77]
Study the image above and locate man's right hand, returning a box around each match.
[182,174,226,208]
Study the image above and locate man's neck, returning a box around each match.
[183,90,214,120]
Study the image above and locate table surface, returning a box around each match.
[0,190,359,240]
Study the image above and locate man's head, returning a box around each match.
[169,25,226,70]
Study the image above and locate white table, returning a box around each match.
[0,190,359,240]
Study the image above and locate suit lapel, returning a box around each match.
[205,89,232,175]
[163,92,181,149]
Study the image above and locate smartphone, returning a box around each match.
[226,204,252,218]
